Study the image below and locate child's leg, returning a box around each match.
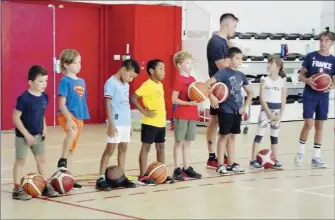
[252,110,268,159]
[117,143,128,171]
[95,143,116,191]
[173,119,186,169]
[173,141,183,169]
[216,134,230,175]
[269,110,282,169]
[139,143,151,176]
[226,134,236,166]
[12,137,31,200]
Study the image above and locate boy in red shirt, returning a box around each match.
[172,51,202,180]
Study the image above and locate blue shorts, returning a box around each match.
[303,96,329,120]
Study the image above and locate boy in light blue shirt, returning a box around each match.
[96,59,140,191]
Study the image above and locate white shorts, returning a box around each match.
[106,126,131,144]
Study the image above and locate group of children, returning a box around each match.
[12,29,334,200]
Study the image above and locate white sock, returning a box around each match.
[99,175,105,179]
[313,144,321,158]
[299,139,306,154]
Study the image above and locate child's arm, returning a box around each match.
[298,54,316,89]
[241,84,253,114]
[59,96,77,130]
[131,93,156,118]
[42,117,47,137]
[172,91,197,106]
[279,80,287,119]
[104,98,118,137]
[259,79,275,119]
[205,77,218,89]
[13,110,36,145]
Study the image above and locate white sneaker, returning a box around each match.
[311,157,327,168]
[295,153,304,166]
[216,165,229,175]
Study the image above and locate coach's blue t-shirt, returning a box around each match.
[302,51,335,97]
[207,34,229,77]
[15,91,48,138]
[104,76,131,126]
[213,68,249,114]
[58,75,90,120]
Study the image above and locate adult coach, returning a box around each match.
[206,13,238,169]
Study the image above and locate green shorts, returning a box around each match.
[174,119,197,142]
[15,135,45,159]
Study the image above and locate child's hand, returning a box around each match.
[323,82,333,93]
[143,109,156,118]
[188,101,198,106]
[42,127,47,139]
[209,94,219,109]
[107,125,118,137]
[306,77,317,90]
[239,105,247,115]
[25,134,36,146]
[66,119,77,131]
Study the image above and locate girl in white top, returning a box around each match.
[250,56,287,169]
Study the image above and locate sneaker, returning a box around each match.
[206,158,218,169]
[12,187,32,201]
[227,163,245,174]
[182,166,202,179]
[42,183,59,197]
[164,176,175,184]
[122,178,137,188]
[73,182,83,189]
[173,167,184,181]
[295,153,304,166]
[216,164,229,175]
[249,160,262,169]
[311,157,327,168]
[273,160,283,169]
[96,177,112,191]
[137,176,157,186]
[57,158,67,171]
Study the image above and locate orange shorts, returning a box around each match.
[57,114,84,152]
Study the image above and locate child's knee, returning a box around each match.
[174,141,183,147]
[118,143,128,153]
[314,120,323,131]
[304,120,313,130]
[15,158,26,166]
[35,155,46,165]
[156,143,165,152]
[66,129,77,140]
[141,144,151,154]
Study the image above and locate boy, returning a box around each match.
[56,49,90,189]
[171,51,202,180]
[131,59,175,185]
[295,29,335,168]
[206,47,253,175]
[12,65,59,200]
[96,59,140,191]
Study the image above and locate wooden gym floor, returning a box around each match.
[1,120,334,219]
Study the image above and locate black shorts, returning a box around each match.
[141,124,166,144]
[218,112,241,135]
[210,106,219,115]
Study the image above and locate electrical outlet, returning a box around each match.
[114,55,121,60]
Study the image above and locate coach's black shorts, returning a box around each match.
[141,124,166,144]
[210,106,219,115]
[218,112,241,135]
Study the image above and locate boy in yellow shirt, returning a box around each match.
[131,59,175,186]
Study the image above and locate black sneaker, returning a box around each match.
[12,187,32,201]
[42,183,59,197]
[96,177,112,191]
[173,167,184,181]
[226,163,245,174]
[164,176,175,184]
[73,182,84,189]
[183,166,202,179]
[57,158,67,171]
[122,178,137,188]
[137,176,157,186]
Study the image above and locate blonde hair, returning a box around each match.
[268,56,286,78]
[59,49,80,72]
[173,50,193,68]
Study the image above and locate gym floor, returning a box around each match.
[1,120,334,219]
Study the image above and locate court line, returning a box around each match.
[294,190,334,199]
[294,184,334,191]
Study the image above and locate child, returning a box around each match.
[295,29,335,168]
[131,59,175,185]
[171,51,202,181]
[12,65,59,200]
[96,59,140,191]
[249,56,287,169]
[206,47,253,175]
[56,49,90,189]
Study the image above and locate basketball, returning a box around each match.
[311,73,332,92]
[147,162,167,184]
[21,173,46,198]
[211,82,229,103]
[50,171,74,194]
[256,149,276,169]
[105,165,126,187]
[188,82,209,102]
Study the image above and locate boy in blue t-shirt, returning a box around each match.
[12,65,58,200]
[96,59,140,191]
[206,47,253,175]
[295,30,335,168]
[56,49,90,189]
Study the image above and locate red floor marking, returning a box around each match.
[198,183,214,186]
[175,186,192,190]
[129,192,145,196]
[242,178,257,182]
[308,174,324,177]
[153,189,169,192]
[263,177,279,180]
[286,175,302,178]
[104,195,122,199]
[37,197,145,220]
[76,199,96,203]
[219,180,234,184]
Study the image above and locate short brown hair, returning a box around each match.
[319,29,335,41]
[268,56,286,78]
[173,50,193,68]
[59,49,80,72]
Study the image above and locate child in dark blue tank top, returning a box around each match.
[295,29,335,168]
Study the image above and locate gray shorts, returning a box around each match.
[15,135,45,159]
[174,119,197,142]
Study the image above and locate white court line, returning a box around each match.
[295,190,334,199]
[294,184,334,191]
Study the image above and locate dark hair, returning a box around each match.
[220,13,238,24]
[122,59,140,74]
[268,56,286,78]
[319,27,335,41]
[146,59,164,76]
[28,65,48,81]
[227,47,243,58]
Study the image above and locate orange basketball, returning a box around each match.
[188,82,209,102]
[311,73,332,92]
[147,162,167,184]
[21,173,46,198]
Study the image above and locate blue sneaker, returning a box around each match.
[311,157,327,168]
[249,160,262,169]
[295,153,304,166]
[273,160,283,169]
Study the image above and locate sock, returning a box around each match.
[99,175,105,179]
[209,153,216,160]
[44,178,49,185]
[299,139,306,154]
[14,184,20,190]
[313,143,321,158]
